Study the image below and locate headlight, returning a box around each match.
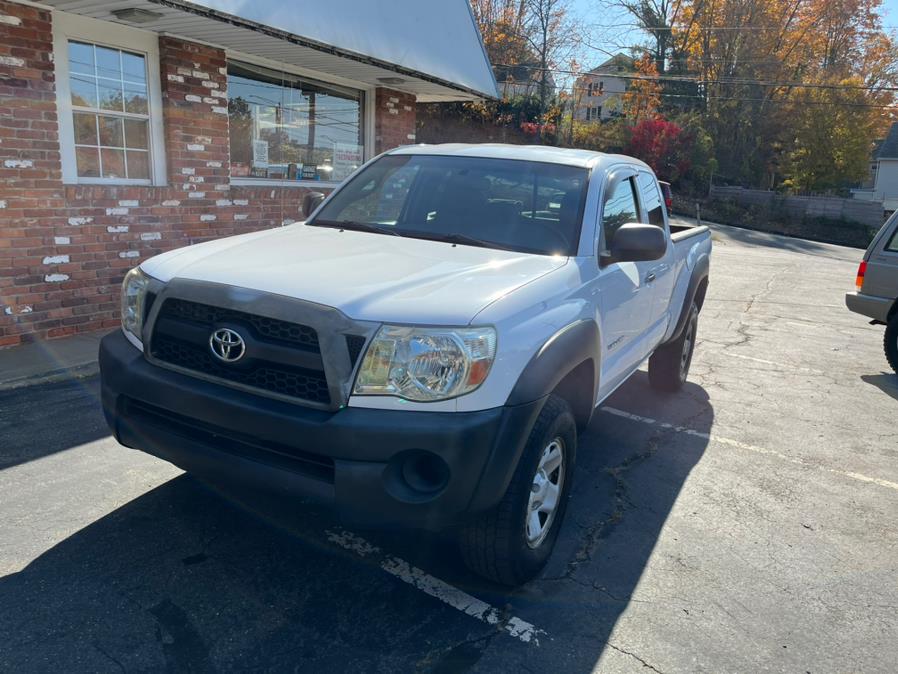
[121,267,150,342]
[353,325,496,402]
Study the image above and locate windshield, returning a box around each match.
[309,154,589,256]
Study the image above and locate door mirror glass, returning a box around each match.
[303,191,326,217]
[604,223,667,264]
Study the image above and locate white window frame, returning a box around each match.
[224,50,373,188]
[53,12,167,186]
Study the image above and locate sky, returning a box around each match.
[568,0,898,71]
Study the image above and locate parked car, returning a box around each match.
[846,211,898,374]
[99,144,712,585]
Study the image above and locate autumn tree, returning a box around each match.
[671,0,897,189]
[625,118,694,181]
[622,53,663,122]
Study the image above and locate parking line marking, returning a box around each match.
[326,529,544,644]
[603,407,898,494]
[716,351,827,375]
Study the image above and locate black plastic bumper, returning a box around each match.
[99,330,544,530]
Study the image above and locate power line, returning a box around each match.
[493,62,898,93]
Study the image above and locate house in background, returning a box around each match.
[853,122,898,214]
[494,62,556,101]
[0,0,498,346]
[572,54,634,122]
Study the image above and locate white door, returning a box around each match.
[595,174,657,399]
[636,171,675,335]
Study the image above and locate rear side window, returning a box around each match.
[602,178,638,250]
[637,172,665,227]
[887,228,898,253]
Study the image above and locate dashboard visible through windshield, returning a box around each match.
[308,154,589,256]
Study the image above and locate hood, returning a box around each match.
[141,225,568,325]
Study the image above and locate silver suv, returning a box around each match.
[846,212,898,374]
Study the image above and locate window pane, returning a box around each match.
[73,113,98,145]
[123,82,148,115]
[637,172,663,226]
[887,227,898,253]
[121,52,146,83]
[100,148,125,178]
[70,74,98,108]
[95,46,121,80]
[314,155,587,256]
[69,41,94,75]
[126,150,149,179]
[227,61,363,181]
[98,115,124,147]
[602,179,638,247]
[98,80,124,112]
[124,119,148,149]
[76,147,100,177]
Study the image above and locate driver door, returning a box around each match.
[595,172,657,399]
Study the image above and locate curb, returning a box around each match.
[0,361,100,392]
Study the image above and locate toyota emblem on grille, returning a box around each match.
[209,328,246,362]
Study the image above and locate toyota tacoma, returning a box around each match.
[100,144,712,585]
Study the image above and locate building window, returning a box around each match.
[68,41,150,180]
[587,82,593,97]
[227,61,365,183]
[53,13,166,185]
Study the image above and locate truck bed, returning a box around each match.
[670,223,710,243]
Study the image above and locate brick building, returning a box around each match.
[0,0,497,346]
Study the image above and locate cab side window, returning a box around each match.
[602,178,639,251]
[637,172,665,227]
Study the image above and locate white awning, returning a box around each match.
[41,0,499,101]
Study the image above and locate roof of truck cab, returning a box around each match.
[389,143,650,171]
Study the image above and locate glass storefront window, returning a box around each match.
[227,61,364,182]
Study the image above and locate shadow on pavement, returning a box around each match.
[0,376,109,470]
[0,374,712,672]
[700,220,864,259]
[860,372,898,401]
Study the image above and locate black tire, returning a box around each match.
[459,394,577,586]
[649,301,699,393]
[885,314,898,375]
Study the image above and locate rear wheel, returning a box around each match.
[459,395,576,586]
[649,302,699,392]
[885,314,898,375]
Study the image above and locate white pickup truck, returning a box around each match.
[100,144,711,585]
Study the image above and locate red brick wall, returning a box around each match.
[0,1,416,347]
[375,88,417,154]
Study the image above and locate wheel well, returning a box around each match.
[551,359,595,430]
[694,276,709,311]
[889,298,898,321]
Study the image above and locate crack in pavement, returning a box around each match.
[606,643,666,673]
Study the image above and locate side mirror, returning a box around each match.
[604,223,667,264]
[303,191,326,217]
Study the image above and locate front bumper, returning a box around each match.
[100,330,543,530]
[846,291,892,323]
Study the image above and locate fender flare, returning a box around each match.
[506,320,601,419]
[667,256,710,344]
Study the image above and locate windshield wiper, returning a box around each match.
[307,219,402,237]
[412,232,519,252]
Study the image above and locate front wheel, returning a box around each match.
[459,395,577,586]
[649,302,699,392]
[885,314,898,375]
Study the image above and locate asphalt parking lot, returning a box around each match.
[1,221,896,673]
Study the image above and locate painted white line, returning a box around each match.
[603,407,898,494]
[717,351,827,375]
[326,529,544,644]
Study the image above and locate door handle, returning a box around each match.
[645,272,656,283]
